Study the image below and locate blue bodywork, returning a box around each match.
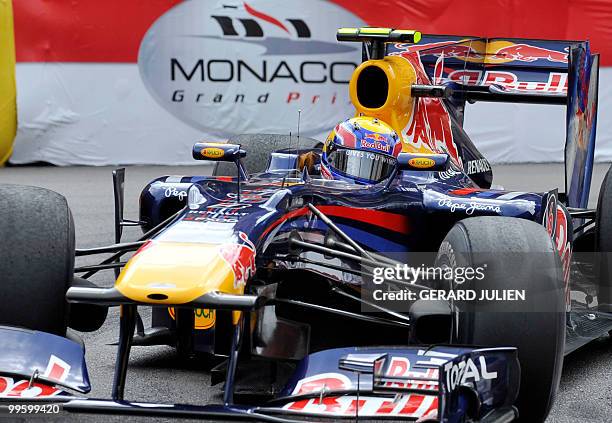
[140,167,547,255]
[0,326,90,395]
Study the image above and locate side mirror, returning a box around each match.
[192,142,248,201]
[397,152,449,172]
[192,142,246,162]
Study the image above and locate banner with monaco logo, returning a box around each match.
[9,0,612,165]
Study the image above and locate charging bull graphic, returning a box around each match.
[219,231,256,290]
[400,39,568,65]
[400,51,461,166]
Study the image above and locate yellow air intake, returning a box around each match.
[349,57,417,146]
[338,27,422,151]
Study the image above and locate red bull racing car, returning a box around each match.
[1,28,611,422]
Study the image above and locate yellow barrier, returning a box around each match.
[0,0,16,165]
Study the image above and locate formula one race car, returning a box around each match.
[1,28,611,423]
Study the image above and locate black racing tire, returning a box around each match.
[436,217,565,423]
[596,163,612,310]
[213,134,322,177]
[0,184,75,336]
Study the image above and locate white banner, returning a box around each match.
[11,63,612,166]
[9,0,612,165]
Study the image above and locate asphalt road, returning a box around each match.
[0,163,611,423]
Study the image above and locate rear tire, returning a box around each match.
[213,134,321,177]
[596,164,612,310]
[436,217,565,422]
[0,185,75,336]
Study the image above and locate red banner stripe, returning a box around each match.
[12,0,612,65]
[13,0,181,63]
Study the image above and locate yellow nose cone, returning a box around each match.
[115,241,250,304]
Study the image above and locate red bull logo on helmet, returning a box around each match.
[365,133,388,142]
[361,133,392,153]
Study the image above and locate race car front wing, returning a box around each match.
[0,326,520,422]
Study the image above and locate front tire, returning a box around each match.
[436,217,565,422]
[0,185,75,336]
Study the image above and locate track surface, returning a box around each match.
[1,163,611,423]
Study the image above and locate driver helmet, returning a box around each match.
[321,116,402,184]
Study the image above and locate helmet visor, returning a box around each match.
[327,146,397,183]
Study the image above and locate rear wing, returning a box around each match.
[397,36,599,208]
[390,36,573,104]
[339,29,599,208]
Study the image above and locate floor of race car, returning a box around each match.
[1,163,611,423]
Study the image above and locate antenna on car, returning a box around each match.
[281,131,292,188]
[295,109,302,173]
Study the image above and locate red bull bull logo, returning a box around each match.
[399,40,568,65]
[396,40,485,62]
[218,231,256,290]
[399,52,461,165]
[365,133,388,142]
[487,43,568,64]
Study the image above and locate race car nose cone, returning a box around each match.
[114,241,250,304]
